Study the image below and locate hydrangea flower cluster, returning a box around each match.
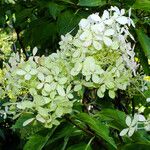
[120,114,150,137]
[0,7,137,128]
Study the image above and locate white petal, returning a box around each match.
[131,19,135,28]
[57,85,66,96]
[79,19,90,30]
[73,50,81,58]
[24,74,31,80]
[74,62,82,72]
[104,29,115,36]
[138,114,146,122]
[128,127,135,137]
[103,36,112,46]
[131,114,138,126]
[80,30,92,41]
[23,118,34,126]
[116,16,128,25]
[33,47,38,56]
[126,115,132,126]
[121,9,125,15]
[16,69,26,75]
[93,41,102,50]
[104,19,113,25]
[67,93,74,99]
[111,41,119,50]
[74,84,82,92]
[92,74,100,83]
[44,83,51,92]
[88,13,101,22]
[45,75,53,83]
[38,72,45,81]
[36,115,45,123]
[58,77,68,85]
[146,98,150,102]
[113,6,120,15]
[91,23,105,33]
[102,10,109,20]
[119,128,129,136]
[37,83,44,89]
[24,65,31,72]
[128,8,131,17]
[97,88,104,98]
[30,69,37,75]
[83,40,92,47]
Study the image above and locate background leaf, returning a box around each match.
[76,113,117,149]
[78,0,106,7]
[133,0,150,11]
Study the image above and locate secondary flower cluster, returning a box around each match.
[0,7,137,128]
[120,114,150,137]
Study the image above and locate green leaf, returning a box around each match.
[67,143,92,150]
[23,128,56,150]
[57,11,81,35]
[136,30,150,59]
[12,113,34,129]
[78,0,106,7]
[76,113,117,149]
[99,109,126,128]
[122,143,150,150]
[133,0,150,11]
[48,2,65,19]
[23,134,47,150]
[46,123,83,145]
[59,0,75,4]
[136,29,150,74]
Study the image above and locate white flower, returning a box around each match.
[91,23,105,33]
[146,98,150,102]
[128,8,135,27]
[102,10,109,20]
[87,13,101,23]
[16,64,37,80]
[79,30,93,47]
[120,114,138,137]
[79,19,90,30]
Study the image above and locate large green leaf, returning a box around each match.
[136,30,150,59]
[48,2,66,19]
[133,0,150,11]
[23,128,56,150]
[12,113,34,129]
[78,0,106,7]
[46,123,83,145]
[76,113,117,149]
[57,10,82,35]
[98,109,126,128]
[122,142,150,150]
[136,29,150,75]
